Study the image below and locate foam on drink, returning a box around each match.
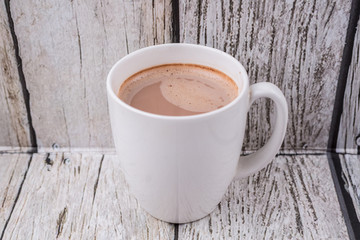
[118,64,239,116]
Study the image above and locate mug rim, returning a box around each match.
[106,43,249,120]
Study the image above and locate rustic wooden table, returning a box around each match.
[1,152,358,239]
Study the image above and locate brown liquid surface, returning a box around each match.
[117,64,239,116]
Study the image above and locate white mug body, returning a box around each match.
[107,44,287,223]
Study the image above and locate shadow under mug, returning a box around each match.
[106,44,288,223]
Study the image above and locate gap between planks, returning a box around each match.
[0,146,346,155]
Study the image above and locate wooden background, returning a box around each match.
[0,0,359,153]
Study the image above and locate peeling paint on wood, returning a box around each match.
[10,0,172,149]
[0,2,31,147]
[338,19,360,154]
[339,154,360,221]
[1,153,174,239]
[180,0,351,151]
[179,155,349,239]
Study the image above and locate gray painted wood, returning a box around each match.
[0,154,31,230]
[339,154,360,221]
[180,0,351,151]
[10,0,172,149]
[1,0,355,151]
[338,19,360,154]
[0,154,349,239]
[179,155,348,239]
[1,153,174,239]
[0,2,31,147]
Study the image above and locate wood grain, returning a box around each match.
[10,0,172,149]
[0,154,31,231]
[179,155,348,239]
[0,153,352,239]
[0,2,31,147]
[338,19,360,154]
[180,0,351,151]
[1,153,174,239]
[339,154,360,221]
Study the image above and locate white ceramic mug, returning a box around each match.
[107,44,288,223]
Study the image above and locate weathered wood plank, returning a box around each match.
[338,19,360,154]
[180,0,351,151]
[89,154,174,239]
[179,155,348,239]
[10,0,172,149]
[339,154,360,221]
[2,153,174,239]
[0,154,31,230]
[0,153,352,239]
[0,2,31,147]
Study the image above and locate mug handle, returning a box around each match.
[235,82,288,179]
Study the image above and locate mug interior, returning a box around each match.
[107,44,249,118]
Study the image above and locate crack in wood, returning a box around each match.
[92,155,104,205]
[296,159,318,222]
[74,12,83,79]
[196,0,202,44]
[152,0,157,45]
[61,105,71,147]
[1,157,17,208]
[56,206,68,238]
[171,0,180,43]
[124,25,130,54]
[113,187,124,224]
[0,154,33,240]
[324,3,336,28]
[284,158,304,236]
[262,177,276,223]
[1,49,25,146]
[173,224,178,240]
[3,0,37,149]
